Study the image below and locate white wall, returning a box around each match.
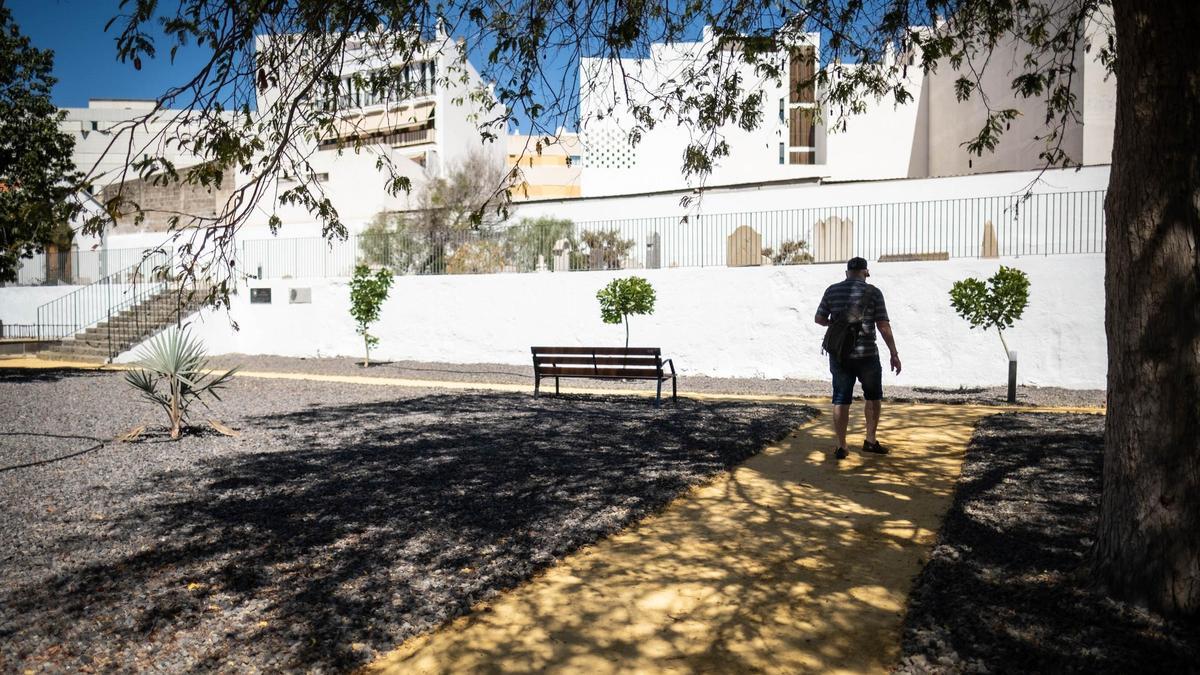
[822,67,928,181]
[0,286,85,325]
[181,253,1106,390]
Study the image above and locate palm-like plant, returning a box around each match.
[124,327,239,439]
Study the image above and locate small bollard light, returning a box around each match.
[1007,350,1018,403]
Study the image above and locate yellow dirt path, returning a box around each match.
[364,403,1006,674]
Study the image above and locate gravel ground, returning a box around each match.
[0,367,813,673]
[898,413,1199,673]
[205,353,1107,408]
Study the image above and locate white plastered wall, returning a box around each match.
[179,253,1106,390]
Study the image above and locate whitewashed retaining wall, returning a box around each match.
[0,286,83,325]
[178,253,1107,390]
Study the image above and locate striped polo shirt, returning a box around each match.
[816,279,890,359]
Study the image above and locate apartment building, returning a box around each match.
[577,18,1115,196]
[58,99,216,188]
[243,30,506,233]
[507,131,583,200]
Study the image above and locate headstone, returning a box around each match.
[289,287,312,304]
[981,220,999,258]
[250,288,272,304]
[646,232,661,269]
[813,216,854,263]
[726,225,763,267]
[552,238,573,272]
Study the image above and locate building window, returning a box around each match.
[779,98,785,124]
[779,142,785,165]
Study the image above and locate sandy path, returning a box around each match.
[365,402,1011,674]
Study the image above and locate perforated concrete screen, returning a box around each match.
[583,128,638,169]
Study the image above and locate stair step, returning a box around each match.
[38,351,108,363]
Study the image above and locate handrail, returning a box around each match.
[35,251,173,342]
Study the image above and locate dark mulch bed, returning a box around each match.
[899,413,1200,673]
[0,368,813,673]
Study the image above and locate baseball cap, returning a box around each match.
[847,257,869,271]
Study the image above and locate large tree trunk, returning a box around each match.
[1095,0,1200,615]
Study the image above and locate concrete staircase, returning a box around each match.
[38,288,209,363]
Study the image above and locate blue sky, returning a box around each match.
[8,0,218,108]
[7,0,581,130]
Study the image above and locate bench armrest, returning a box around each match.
[662,358,676,377]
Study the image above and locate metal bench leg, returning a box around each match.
[656,378,662,406]
[672,374,677,401]
[534,374,540,396]
[555,377,560,395]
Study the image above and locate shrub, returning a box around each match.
[506,216,576,272]
[762,239,814,265]
[350,264,394,366]
[446,240,507,274]
[597,276,657,348]
[581,228,635,270]
[125,327,238,439]
[949,265,1030,360]
[359,212,422,274]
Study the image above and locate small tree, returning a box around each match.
[349,264,394,366]
[949,265,1030,360]
[597,276,656,348]
[125,327,238,440]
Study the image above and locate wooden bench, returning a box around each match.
[531,346,677,403]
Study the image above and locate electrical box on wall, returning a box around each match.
[250,288,272,304]
[289,288,312,304]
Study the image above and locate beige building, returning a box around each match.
[507,131,582,200]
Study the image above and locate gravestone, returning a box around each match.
[813,216,854,263]
[646,232,661,269]
[250,288,272,304]
[726,225,763,267]
[552,238,573,272]
[981,220,1000,258]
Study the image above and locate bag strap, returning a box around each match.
[846,284,872,322]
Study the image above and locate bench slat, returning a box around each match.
[535,356,660,367]
[531,346,661,356]
[538,366,663,379]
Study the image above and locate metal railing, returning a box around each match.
[35,251,174,342]
[240,189,1107,280]
[0,322,71,340]
[6,245,176,288]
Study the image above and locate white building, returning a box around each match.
[58,99,216,188]
[507,131,583,200]
[576,20,1115,196]
[240,30,506,235]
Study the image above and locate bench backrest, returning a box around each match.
[531,346,663,378]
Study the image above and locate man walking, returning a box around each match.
[814,257,901,460]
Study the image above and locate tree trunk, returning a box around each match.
[1095,0,1200,616]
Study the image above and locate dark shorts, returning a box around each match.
[829,355,883,404]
